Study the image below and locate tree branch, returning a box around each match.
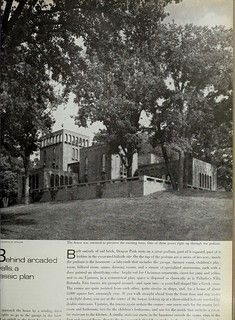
[7,0,28,33]
[2,0,13,34]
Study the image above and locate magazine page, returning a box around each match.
[0,0,233,319]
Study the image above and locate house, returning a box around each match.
[17,128,217,203]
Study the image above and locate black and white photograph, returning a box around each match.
[0,0,233,241]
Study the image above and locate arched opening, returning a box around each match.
[60,175,64,186]
[55,175,59,186]
[84,157,88,182]
[85,157,88,174]
[101,154,106,172]
[69,176,73,185]
[43,150,47,167]
[50,174,55,187]
[65,176,68,185]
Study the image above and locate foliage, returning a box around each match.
[147,23,233,189]
[74,0,178,176]
[0,152,22,206]
[74,51,151,175]
[2,0,171,198]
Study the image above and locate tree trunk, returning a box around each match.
[178,150,185,191]
[24,156,30,205]
[3,197,9,208]
[24,170,30,205]
[127,165,132,178]
[184,154,189,188]
[126,151,134,178]
[160,142,177,190]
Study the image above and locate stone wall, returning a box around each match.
[79,144,138,183]
[192,158,217,191]
[36,176,169,203]
[79,144,112,183]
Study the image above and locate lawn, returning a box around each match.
[0,190,233,240]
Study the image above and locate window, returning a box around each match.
[72,136,75,144]
[43,150,47,166]
[60,175,64,186]
[85,157,88,174]
[50,174,54,187]
[50,137,53,144]
[69,176,73,185]
[69,135,72,143]
[55,175,59,186]
[210,176,212,190]
[76,137,78,146]
[65,134,68,142]
[59,134,62,142]
[101,154,106,172]
[76,149,78,160]
[65,176,68,185]
[72,148,75,159]
[199,173,202,187]
[86,140,89,147]
[79,138,82,146]
[83,139,85,146]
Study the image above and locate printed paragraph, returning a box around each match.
[66,242,222,320]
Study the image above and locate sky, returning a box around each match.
[52,0,233,139]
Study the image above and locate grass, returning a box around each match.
[0,190,233,240]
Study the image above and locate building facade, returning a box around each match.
[18,129,217,203]
[137,152,217,191]
[40,128,89,171]
[18,129,89,203]
[79,144,138,183]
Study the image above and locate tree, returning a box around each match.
[147,23,233,190]
[0,151,22,207]
[73,0,178,177]
[3,93,54,204]
[191,91,232,190]
[0,0,178,200]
